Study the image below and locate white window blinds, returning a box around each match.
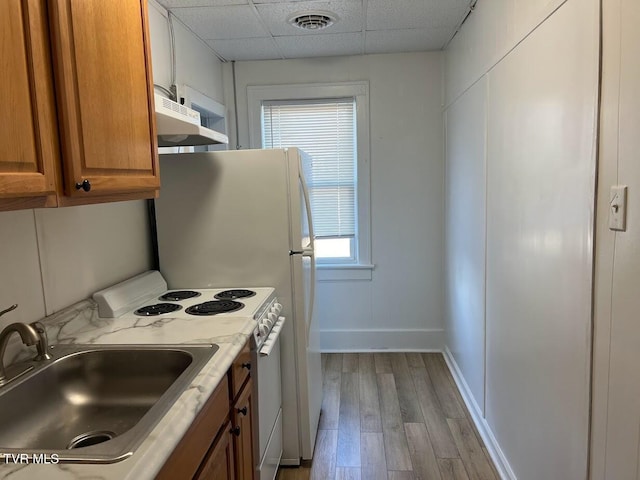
[262,99,357,239]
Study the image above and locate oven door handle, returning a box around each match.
[259,316,286,356]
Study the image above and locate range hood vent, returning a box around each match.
[155,94,228,147]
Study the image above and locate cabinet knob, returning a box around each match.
[231,426,241,436]
[237,406,248,416]
[75,179,91,192]
[241,362,251,371]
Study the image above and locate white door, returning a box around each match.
[593,0,640,478]
[298,149,322,458]
[290,249,321,461]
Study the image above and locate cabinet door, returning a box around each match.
[156,376,230,480]
[196,423,235,480]
[0,0,58,208]
[232,379,255,480]
[48,0,159,199]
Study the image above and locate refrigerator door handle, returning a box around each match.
[304,249,315,344]
[290,248,313,256]
[298,165,316,242]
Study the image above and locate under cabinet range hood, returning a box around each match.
[154,94,228,147]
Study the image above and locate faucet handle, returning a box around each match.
[0,304,17,318]
[30,322,51,361]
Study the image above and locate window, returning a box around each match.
[262,99,356,261]
[248,83,371,273]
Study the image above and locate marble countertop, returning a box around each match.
[0,299,257,480]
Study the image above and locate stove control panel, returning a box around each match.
[254,298,283,349]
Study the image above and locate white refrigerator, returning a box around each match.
[154,148,322,464]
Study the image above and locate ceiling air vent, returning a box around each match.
[288,11,337,30]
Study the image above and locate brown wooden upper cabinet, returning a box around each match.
[0,0,59,210]
[0,0,159,211]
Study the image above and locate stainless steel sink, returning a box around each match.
[0,344,218,463]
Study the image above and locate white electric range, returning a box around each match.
[93,271,282,349]
[92,270,284,480]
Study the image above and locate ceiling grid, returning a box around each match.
[360,0,367,55]
[156,0,472,60]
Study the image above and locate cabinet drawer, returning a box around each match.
[156,375,230,480]
[230,341,251,400]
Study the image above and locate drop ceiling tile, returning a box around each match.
[171,5,268,40]
[206,37,282,60]
[365,28,453,53]
[274,32,362,58]
[157,0,247,7]
[256,0,362,36]
[366,0,468,31]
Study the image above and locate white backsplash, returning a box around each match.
[0,200,153,337]
[0,210,46,327]
[35,201,153,314]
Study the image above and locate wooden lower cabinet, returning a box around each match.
[232,378,254,480]
[157,343,255,480]
[195,422,235,480]
[156,375,230,480]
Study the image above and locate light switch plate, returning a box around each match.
[609,185,628,231]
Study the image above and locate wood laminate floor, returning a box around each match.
[277,353,498,480]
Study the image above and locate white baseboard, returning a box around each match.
[443,346,517,480]
[319,328,444,352]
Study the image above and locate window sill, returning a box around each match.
[316,264,374,282]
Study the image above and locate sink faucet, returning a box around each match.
[0,305,51,386]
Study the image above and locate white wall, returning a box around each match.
[591,0,640,478]
[225,53,445,350]
[0,201,152,330]
[0,211,47,327]
[34,203,153,314]
[148,0,225,105]
[443,0,599,479]
[444,77,486,414]
[445,0,567,106]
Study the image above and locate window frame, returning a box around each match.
[248,82,372,272]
